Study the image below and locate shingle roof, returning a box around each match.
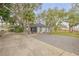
[30,23,46,27]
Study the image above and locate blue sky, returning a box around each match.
[36,3,72,14]
[41,3,72,11]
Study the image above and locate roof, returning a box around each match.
[30,23,46,27]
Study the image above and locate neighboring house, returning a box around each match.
[0,16,9,31]
[60,21,79,32]
[0,23,8,31]
[73,24,79,32]
[60,21,69,31]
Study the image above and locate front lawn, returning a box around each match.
[50,31,79,38]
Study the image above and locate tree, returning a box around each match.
[39,7,66,32]
[22,4,42,33]
[0,3,11,23]
[2,3,42,33]
[67,4,79,32]
[0,3,11,30]
[53,8,66,31]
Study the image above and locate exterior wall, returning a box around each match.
[0,22,8,31]
[37,27,41,33]
[37,27,50,33]
[46,28,50,32]
[61,28,69,31]
[41,27,46,33]
[73,25,79,32]
[60,25,79,32]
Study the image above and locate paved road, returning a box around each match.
[32,34,79,55]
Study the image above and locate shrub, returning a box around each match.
[14,26,24,32]
[9,25,24,33]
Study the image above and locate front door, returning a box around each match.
[31,27,37,33]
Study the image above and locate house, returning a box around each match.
[73,23,79,32]
[59,21,69,31]
[60,21,79,32]
[30,18,50,33]
[0,16,7,31]
[30,23,49,33]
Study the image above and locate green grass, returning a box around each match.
[50,31,79,38]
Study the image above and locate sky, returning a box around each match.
[36,3,72,14]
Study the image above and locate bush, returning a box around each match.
[14,26,24,32]
[9,28,15,32]
[9,25,24,33]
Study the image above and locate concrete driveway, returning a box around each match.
[32,34,79,55]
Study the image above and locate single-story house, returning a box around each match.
[60,21,79,32]
[73,23,79,32]
[30,23,49,33]
[59,21,69,31]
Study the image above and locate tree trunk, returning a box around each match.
[26,20,31,34]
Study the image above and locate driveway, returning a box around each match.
[32,34,79,55]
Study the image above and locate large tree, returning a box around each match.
[67,3,79,32]
[39,7,66,32]
[2,3,41,33]
[0,3,11,23]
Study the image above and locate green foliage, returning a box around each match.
[14,26,24,32]
[23,11,35,23]
[39,7,66,32]
[67,9,79,32]
[9,3,41,32]
[39,4,79,33]
[0,3,41,33]
[9,25,24,32]
[0,3,10,22]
